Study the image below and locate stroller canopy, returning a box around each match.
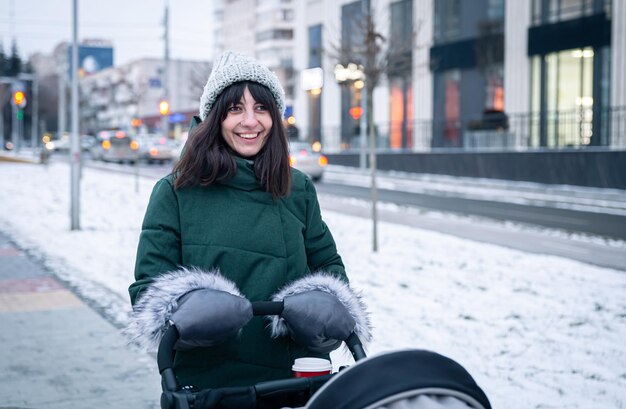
[305,349,491,409]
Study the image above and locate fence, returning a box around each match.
[313,106,626,153]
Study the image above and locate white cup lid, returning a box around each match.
[292,357,332,372]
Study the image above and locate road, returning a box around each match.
[315,182,626,240]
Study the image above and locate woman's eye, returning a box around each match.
[228,106,242,113]
[255,105,268,111]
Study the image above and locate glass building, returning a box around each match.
[291,0,626,152]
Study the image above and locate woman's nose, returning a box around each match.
[240,110,259,127]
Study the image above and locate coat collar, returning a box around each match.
[221,156,261,191]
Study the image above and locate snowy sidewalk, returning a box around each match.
[0,230,160,409]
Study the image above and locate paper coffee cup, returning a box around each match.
[292,357,332,378]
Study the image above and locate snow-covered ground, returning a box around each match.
[1,161,625,409]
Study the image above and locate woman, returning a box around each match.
[126,52,370,390]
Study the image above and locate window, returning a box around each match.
[434,0,461,43]
[532,0,610,24]
[256,29,294,42]
[340,1,366,148]
[485,64,504,111]
[441,70,461,147]
[308,25,322,68]
[531,47,598,147]
[487,0,505,19]
[389,0,414,149]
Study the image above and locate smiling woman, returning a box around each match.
[127,51,370,392]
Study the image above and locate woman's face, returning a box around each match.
[221,86,273,158]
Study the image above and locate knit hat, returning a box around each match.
[199,51,286,120]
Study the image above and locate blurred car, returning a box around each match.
[289,141,328,182]
[90,130,139,163]
[170,132,188,167]
[136,134,176,164]
[45,134,96,153]
[48,133,70,152]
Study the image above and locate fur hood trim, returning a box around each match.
[269,273,372,345]
[125,267,242,350]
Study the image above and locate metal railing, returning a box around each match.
[311,106,626,153]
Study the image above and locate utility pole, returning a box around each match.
[58,57,67,142]
[162,0,170,140]
[70,0,80,230]
[11,89,18,151]
[0,95,4,149]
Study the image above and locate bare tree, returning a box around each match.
[187,61,213,101]
[326,0,418,252]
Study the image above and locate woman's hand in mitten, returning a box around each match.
[281,290,356,353]
[170,289,253,350]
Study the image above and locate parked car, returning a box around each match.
[170,132,188,167]
[90,130,139,163]
[49,133,70,152]
[288,141,328,182]
[136,134,176,164]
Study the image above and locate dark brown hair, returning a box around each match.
[173,81,291,198]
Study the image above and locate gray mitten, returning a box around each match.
[170,288,253,351]
[281,290,356,353]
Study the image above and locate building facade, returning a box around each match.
[79,58,210,137]
[214,0,296,111]
[291,0,626,152]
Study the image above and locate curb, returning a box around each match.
[0,152,40,164]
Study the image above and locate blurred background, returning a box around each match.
[0,0,625,187]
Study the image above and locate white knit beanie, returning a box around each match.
[198,51,286,120]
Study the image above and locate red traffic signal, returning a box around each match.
[13,91,26,108]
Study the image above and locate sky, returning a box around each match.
[0,0,214,65]
[0,158,624,408]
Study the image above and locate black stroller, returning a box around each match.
[158,301,491,409]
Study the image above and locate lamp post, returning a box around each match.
[70,0,80,230]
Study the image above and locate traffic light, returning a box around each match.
[13,91,26,108]
[159,100,170,116]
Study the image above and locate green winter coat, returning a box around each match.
[129,155,346,389]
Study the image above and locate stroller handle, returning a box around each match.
[251,300,284,316]
[157,301,365,378]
